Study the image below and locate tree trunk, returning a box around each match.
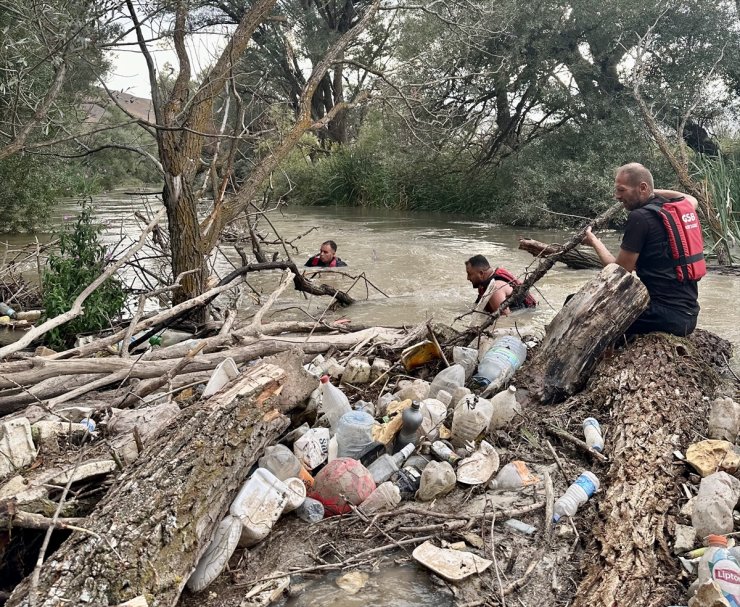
[570,330,729,607]
[531,263,649,403]
[6,362,290,607]
[518,238,602,270]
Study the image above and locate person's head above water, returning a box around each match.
[318,240,338,264]
[614,162,655,211]
[465,255,494,288]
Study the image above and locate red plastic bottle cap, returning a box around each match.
[320,375,330,384]
[707,534,728,547]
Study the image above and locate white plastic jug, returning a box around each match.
[335,410,376,459]
[489,386,520,431]
[420,398,447,441]
[450,394,493,447]
[230,468,289,547]
[293,427,330,470]
[428,365,466,400]
[319,375,351,432]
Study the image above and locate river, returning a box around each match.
[4,190,739,368]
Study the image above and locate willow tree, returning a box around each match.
[120,0,381,311]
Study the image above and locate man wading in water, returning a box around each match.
[465,255,537,314]
[582,162,704,337]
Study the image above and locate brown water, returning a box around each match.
[4,190,739,367]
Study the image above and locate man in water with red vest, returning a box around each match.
[304,240,347,268]
[582,162,703,336]
[465,255,537,314]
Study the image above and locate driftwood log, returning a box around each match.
[570,330,731,607]
[531,263,649,403]
[6,362,290,607]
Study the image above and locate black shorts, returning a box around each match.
[626,301,698,337]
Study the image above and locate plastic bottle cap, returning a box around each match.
[508,386,517,393]
[320,375,330,384]
[707,534,728,547]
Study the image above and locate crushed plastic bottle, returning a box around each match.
[553,471,600,522]
[367,443,415,485]
[431,440,461,465]
[359,481,402,514]
[471,336,527,390]
[489,460,539,491]
[319,375,352,433]
[428,364,466,400]
[488,386,520,431]
[295,497,325,523]
[582,417,604,453]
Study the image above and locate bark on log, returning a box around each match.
[6,362,291,607]
[518,238,602,269]
[570,331,730,607]
[531,263,649,403]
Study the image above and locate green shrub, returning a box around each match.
[42,203,126,349]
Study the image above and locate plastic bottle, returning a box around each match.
[428,365,466,399]
[335,410,375,459]
[471,336,527,389]
[696,534,740,604]
[319,375,352,432]
[0,303,15,318]
[259,444,304,481]
[230,468,290,547]
[394,401,423,452]
[420,399,447,442]
[552,471,600,522]
[488,386,521,431]
[282,477,307,512]
[394,465,422,499]
[431,440,461,465]
[293,427,330,471]
[582,418,604,453]
[489,460,539,490]
[450,394,493,447]
[367,443,415,484]
[358,441,387,467]
[452,346,478,380]
[295,497,325,523]
[359,481,402,514]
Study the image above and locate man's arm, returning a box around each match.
[485,280,512,316]
[654,188,699,210]
[583,228,639,272]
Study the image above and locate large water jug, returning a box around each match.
[230,468,289,547]
[319,375,352,432]
[471,336,527,390]
[335,410,376,459]
[450,394,493,447]
[428,364,466,399]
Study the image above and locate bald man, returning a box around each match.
[582,162,702,336]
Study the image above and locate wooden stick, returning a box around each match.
[546,425,608,463]
[427,321,450,368]
[544,470,554,542]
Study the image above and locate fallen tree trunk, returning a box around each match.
[570,330,731,607]
[531,263,649,403]
[6,362,291,607]
[518,238,602,269]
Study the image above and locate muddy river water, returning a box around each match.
[11,190,736,366]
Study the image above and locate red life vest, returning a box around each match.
[644,197,706,282]
[477,268,537,308]
[309,255,338,268]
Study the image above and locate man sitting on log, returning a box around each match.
[305,240,348,268]
[465,255,537,314]
[582,162,704,337]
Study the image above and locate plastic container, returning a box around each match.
[187,514,242,592]
[489,460,539,490]
[359,481,402,514]
[417,461,456,501]
[582,418,604,453]
[428,365,466,400]
[450,394,493,447]
[202,357,239,399]
[319,375,352,432]
[431,440,461,465]
[282,477,307,513]
[295,497,324,523]
[0,303,15,318]
[394,401,424,452]
[471,336,527,389]
[230,468,289,547]
[553,471,600,522]
[259,444,312,485]
[335,410,376,459]
[359,441,387,467]
[696,534,740,604]
[453,346,478,380]
[394,465,422,499]
[420,399,447,442]
[367,443,415,485]
[488,386,520,431]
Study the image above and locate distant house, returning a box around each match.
[82,90,154,123]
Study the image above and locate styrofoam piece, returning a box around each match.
[202,357,239,399]
[0,418,36,477]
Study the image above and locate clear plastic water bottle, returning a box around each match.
[319,375,352,432]
[335,410,376,459]
[259,445,314,488]
[696,534,740,604]
[295,497,325,523]
[489,460,539,490]
[553,471,600,522]
[471,336,527,389]
[428,365,466,399]
[582,418,604,453]
[0,303,15,318]
[394,401,423,452]
[431,440,460,465]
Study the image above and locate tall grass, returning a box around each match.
[694,153,740,262]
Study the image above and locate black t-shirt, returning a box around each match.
[621,200,699,315]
